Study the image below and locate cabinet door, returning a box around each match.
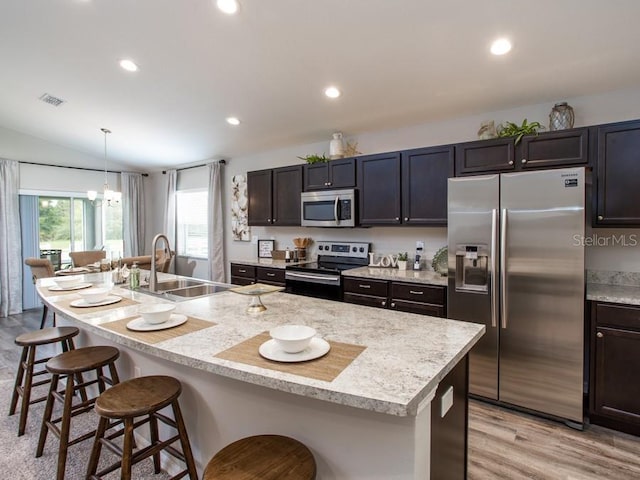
[272,165,303,226]
[594,120,640,226]
[343,292,388,309]
[328,158,356,189]
[247,169,273,226]
[230,264,256,279]
[256,267,286,286]
[390,299,445,317]
[357,152,401,225]
[454,138,515,176]
[519,128,589,170]
[401,146,453,225]
[343,277,389,297]
[303,163,329,191]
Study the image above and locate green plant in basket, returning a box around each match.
[497,119,544,145]
[397,252,408,261]
[297,154,329,164]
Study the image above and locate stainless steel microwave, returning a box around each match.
[300,189,357,227]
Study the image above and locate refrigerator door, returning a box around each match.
[499,167,585,423]
[448,175,499,399]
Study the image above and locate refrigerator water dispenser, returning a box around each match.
[455,245,489,293]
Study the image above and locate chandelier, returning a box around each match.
[87,128,121,206]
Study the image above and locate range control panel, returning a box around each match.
[316,241,370,259]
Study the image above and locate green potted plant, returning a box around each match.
[297,154,329,164]
[397,252,408,271]
[497,119,544,145]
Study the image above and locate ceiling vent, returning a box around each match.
[39,93,65,107]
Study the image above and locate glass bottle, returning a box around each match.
[130,262,140,289]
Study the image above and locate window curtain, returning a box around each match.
[208,162,225,282]
[163,169,177,274]
[122,172,146,257]
[0,159,23,317]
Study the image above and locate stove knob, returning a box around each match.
[359,247,364,252]
[352,247,357,252]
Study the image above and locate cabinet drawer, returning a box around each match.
[391,282,445,305]
[230,276,254,286]
[231,264,256,279]
[343,292,387,309]
[595,303,640,331]
[343,277,389,297]
[390,299,445,318]
[256,267,285,285]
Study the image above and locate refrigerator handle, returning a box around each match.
[491,209,498,328]
[500,208,508,329]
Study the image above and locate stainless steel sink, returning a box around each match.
[149,279,204,292]
[134,279,232,301]
[166,284,230,298]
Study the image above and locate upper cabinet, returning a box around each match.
[303,158,356,191]
[248,165,303,226]
[357,152,402,225]
[593,119,640,227]
[401,146,453,225]
[454,128,589,176]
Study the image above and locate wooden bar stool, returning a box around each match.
[86,375,197,480]
[36,345,120,480]
[203,434,317,480]
[9,326,80,436]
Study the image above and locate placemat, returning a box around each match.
[40,286,92,297]
[215,332,367,382]
[54,295,139,313]
[101,315,215,344]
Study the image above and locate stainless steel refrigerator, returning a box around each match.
[447,167,585,424]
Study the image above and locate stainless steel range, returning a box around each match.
[285,241,370,301]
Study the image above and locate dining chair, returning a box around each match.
[24,258,56,329]
[69,250,105,267]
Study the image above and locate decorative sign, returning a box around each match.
[258,239,275,258]
[368,253,398,268]
[231,174,250,241]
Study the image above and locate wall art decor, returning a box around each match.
[231,174,250,241]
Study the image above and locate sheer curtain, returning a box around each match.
[0,159,23,316]
[163,170,177,273]
[122,172,146,257]
[208,162,225,282]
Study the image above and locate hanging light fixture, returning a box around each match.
[88,128,121,205]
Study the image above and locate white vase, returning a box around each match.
[397,260,407,271]
[329,132,344,159]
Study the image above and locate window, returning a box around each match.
[176,190,208,258]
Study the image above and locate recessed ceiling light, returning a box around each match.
[119,59,139,72]
[217,0,239,14]
[324,86,341,99]
[226,117,240,126]
[490,38,512,56]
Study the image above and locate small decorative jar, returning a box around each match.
[329,132,344,159]
[549,102,575,131]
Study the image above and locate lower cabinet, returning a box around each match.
[590,302,640,436]
[230,263,286,287]
[256,267,285,287]
[343,277,447,318]
[230,264,256,286]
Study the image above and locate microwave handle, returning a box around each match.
[334,195,339,223]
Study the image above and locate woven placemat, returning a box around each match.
[101,315,215,344]
[54,295,139,313]
[215,332,366,382]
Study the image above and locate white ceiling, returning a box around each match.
[1,0,639,170]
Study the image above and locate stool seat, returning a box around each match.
[46,345,120,374]
[95,375,181,418]
[15,326,79,347]
[204,434,317,480]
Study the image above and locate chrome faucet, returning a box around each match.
[149,233,171,293]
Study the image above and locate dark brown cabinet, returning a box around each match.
[593,119,640,227]
[590,302,640,436]
[230,263,256,286]
[256,267,285,287]
[248,165,303,226]
[357,152,402,225]
[455,137,515,176]
[401,146,453,225]
[343,277,389,308]
[303,158,356,191]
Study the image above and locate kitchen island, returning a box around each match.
[37,272,484,479]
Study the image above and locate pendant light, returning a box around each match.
[88,128,121,205]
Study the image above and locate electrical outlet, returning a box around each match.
[134,366,141,378]
[416,241,425,250]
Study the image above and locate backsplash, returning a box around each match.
[587,270,640,286]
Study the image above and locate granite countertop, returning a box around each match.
[586,283,640,306]
[38,272,483,417]
[230,258,311,269]
[343,266,448,286]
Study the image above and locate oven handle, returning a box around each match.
[285,271,341,284]
[334,195,339,224]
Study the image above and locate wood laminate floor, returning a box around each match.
[2,309,640,479]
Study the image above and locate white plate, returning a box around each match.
[126,314,188,332]
[48,283,92,292]
[69,295,121,308]
[259,337,330,363]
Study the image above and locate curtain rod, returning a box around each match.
[18,161,149,177]
[162,159,226,174]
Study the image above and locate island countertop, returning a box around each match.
[38,273,483,417]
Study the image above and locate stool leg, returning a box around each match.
[40,305,48,329]
[52,312,56,327]
[54,374,76,480]
[149,414,161,474]
[18,345,36,436]
[86,416,109,478]
[107,361,120,385]
[172,400,198,479]
[9,346,28,416]
[121,418,135,480]
[36,373,59,457]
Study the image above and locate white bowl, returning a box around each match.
[269,325,317,353]
[77,287,111,304]
[139,304,176,325]
[53,276,83,288]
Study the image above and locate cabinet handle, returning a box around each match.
[266,273,276,277]
[359,284,371,289]
[273,218,276,223]
[267,218,271,223]
[597,215,604,221]
[508,160,514,165]
[597,332,603,338]
[382,301,386,307]
[409,290,424,295]
[404,217,409,221]
[327,182,332,186]
[324,182,329,186]
[521,158,527,164]
[239,269,247,273]
[395,217,400,221]
[390,302,396,308]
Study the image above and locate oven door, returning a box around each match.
[300,189,356,227]
[285,270,343,301]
